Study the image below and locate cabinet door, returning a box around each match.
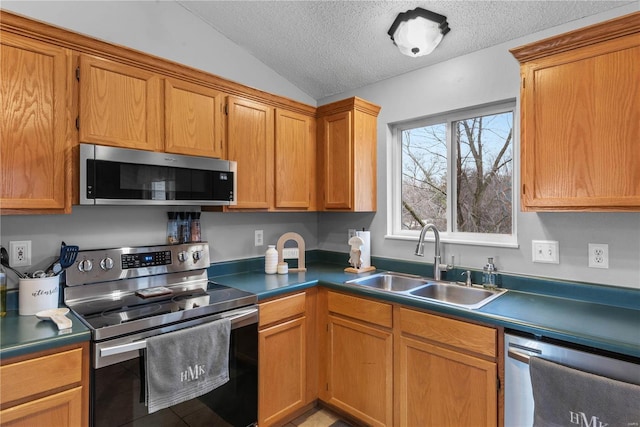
[275,109,315,209]
[324,315,393,427]
[0,387,83,427]
[521,33,640,210]
[321,111,353,209]
[226,96,274,209]
[78,55,162,151]
[165,78,224,158]
[397,335,497,427]
[0,33,71,212]
[259,317,306,426]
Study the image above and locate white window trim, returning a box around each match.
[386,100,519,249]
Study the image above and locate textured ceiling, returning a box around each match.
[176,1,632,100]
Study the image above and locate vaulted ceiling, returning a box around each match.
[177,1,632,100]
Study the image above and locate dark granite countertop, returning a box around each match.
[210,263,640,358]
[2,260,638,361]
[0,307,91,360]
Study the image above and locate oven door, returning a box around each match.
[91,307,258,427]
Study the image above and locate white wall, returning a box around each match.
[318,3,640,289]
[1,0,316,106]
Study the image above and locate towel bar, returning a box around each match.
[100,307,257,358]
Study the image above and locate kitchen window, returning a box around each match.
[388,100,517,247]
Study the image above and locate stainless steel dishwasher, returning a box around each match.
[504,332,640,427]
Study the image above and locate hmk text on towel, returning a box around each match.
[181,364,206,382]
[570,411,608,427]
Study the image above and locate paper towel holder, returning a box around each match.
[276,232,306,272]
[345,231,376,274]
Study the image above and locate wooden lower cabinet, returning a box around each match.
[318,290,500,427]
[0,342,89,427]
[319,290,393,427]
[397,336,497,426]
[396,307,498,427]
[0,387,83,427]
[258,290,316,426]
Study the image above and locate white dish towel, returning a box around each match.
[145,318,231,414]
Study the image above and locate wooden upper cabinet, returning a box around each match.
[511,12,640,211]
[317,97,380,212]
[226,96,275,209]
[275,109,316,210]
[78,54,163,151]
[0,32,72,213]
[165,77,224,158]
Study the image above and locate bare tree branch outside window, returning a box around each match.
[401,111,513,235]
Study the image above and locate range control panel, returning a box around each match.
[65,243,210,286]
[121,251,172,269]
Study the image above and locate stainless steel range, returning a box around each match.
[64,242,258,427]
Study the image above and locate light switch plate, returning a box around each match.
[532,240,559,264]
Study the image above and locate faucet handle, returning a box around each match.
[460,270,472,286]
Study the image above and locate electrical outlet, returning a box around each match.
[588,243,609,269]
[254,230,264,246]
[532,240,559,264]
[348,229,357,241]
[10,240,31,267]
[282,248,299,259]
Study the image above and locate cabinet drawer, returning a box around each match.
[0,348,83,404]
[399,308,496,358]
[327,292,392,328]
[260,292,306,327]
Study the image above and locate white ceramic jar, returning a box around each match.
[265,245,278,274]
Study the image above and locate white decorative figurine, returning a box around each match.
[348,236,365,269]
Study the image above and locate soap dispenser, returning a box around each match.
[483,257,497,288]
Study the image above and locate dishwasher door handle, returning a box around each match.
[508,349,533,364]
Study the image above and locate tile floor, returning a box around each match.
[282,407,352,427]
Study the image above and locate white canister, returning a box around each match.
[265,245,278,274]
[277,262,288,275]
[19,276,60,315]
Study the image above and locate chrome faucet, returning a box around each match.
[415,223,446,281]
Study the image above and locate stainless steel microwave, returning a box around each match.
[80,144,236,206]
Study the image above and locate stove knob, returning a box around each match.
[178,251,188,263]
[78,259,93,272]
[192,251,201,262]
[100,257,114,271]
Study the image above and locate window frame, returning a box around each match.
[386,100,519,248]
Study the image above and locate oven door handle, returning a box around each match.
[221,306,258,324]
[100,307,259,358]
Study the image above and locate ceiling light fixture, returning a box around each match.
[387,7,450,57]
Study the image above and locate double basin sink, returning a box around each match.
[345,272,506,309]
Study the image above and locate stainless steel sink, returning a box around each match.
[409,281,506,309]
[345,271,506,309]
[346,272,428,292]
